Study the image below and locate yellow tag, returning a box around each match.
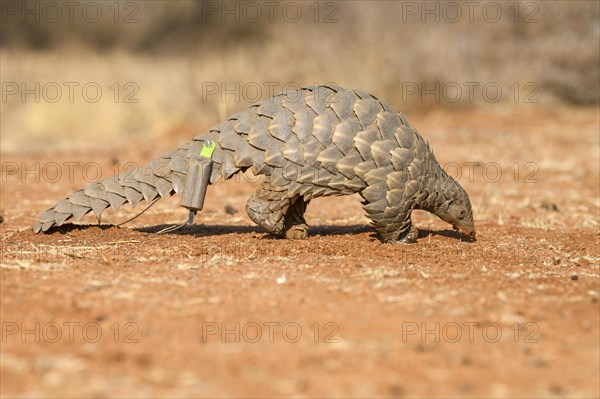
[200,140,216,159]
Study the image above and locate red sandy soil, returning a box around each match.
[1,106,598,398]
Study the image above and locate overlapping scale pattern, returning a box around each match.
[33,85,443,242]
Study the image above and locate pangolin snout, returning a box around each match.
[455,225,476,241]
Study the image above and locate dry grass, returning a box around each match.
[1,1,598,152]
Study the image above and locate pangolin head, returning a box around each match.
[433,179,476,241]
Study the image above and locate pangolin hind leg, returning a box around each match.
[245,181,310,239]
[282,197,310,239]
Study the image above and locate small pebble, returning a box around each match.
[0,215,3,224]
[540,199,561,212]
[224,205,238,215]
[570,275,578,281]
[578,258,590,267]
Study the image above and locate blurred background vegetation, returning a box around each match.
[1,0,598,151]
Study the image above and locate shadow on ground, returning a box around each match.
[137,223,374,238]
[41,223,471,242]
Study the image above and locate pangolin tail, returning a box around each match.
[33,141,198,233]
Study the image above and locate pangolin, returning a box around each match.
[33,85,476,243]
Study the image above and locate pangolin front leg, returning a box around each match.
[245,181,310,239]
[364,198,418,244]
[392,221,419,244]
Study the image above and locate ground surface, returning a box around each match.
[1,107,599,398]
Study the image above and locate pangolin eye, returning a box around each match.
[458,209,465,219]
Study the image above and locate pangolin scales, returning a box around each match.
[33,85,476,243]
